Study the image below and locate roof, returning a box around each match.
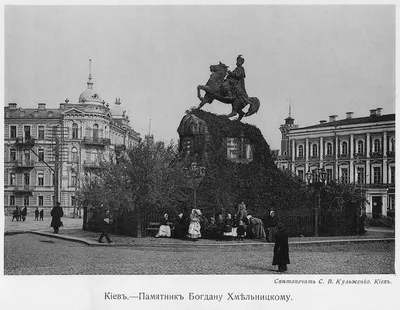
[5,108,64,119]
[293,114,395,131]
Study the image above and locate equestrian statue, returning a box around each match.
[197,55,260,121]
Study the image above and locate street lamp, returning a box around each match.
[185,162,206,209]
[306,168,327,237]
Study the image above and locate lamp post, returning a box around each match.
[185,162,206,209]
[306,168,327,237]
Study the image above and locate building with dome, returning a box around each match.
[4,69,141,216]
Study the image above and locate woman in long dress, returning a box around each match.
[156,213,171,238]
[272,223,290,272]
[187,209,202,240]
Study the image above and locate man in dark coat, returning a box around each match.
[34,208,39,221]
[21,206,28,222]
[264,210,277,242]
[50,202,64,233]
[97,209,112,243]
[272,223,290,272]
[39,209,44,221]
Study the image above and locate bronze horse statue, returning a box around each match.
[197,62,260,121]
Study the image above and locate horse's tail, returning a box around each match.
[245,97,260,117]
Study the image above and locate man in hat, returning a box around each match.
[222,55,248,99]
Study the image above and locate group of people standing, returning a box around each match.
[11,206,29,222]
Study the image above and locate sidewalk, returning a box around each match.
[4,215,395,247]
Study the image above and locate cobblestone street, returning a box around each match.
[4,233,395,275]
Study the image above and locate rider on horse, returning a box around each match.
[221,55,248,99]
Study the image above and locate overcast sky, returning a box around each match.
[4,5,395,150]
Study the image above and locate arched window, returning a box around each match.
[341,141,348,155]
[72,123,78,139]
[357,140,364,154]
[390,137,395,152]
[298,145,304,157]
[71,147,78,162]
[373,139,381,153]
[312,144,318,157]
[93,124,99,142]
[326,142,333,155]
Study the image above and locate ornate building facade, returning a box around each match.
[4,72,140,216]
[276,108,395,219]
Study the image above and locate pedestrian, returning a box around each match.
[34,208,39,221]
[12,207,19,222]
[187,209,202,241]
[155,213,172,238]
[21,206,27,222]
[50,202,64,233]
[236,220,246,241]
[18,207,22,221]
[97,209,112,243]
[272,222,290,272]
[39,209,44,221]
[264,210,277,242]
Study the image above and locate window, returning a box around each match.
[326,169,333,183]
[357,167,365,184]
[52,196,55,206]
[71,170,77,186]
[390,138,395,152]
[390,166,395,184]
[52,173,55,186]
[71,147,78,162]
[38,196,44,207]
[38,126,45,139]
[10,149,16,161]
[297,170,304,181]
[373,167,381,184]
[10,173,16,185]
[326,143,333,156]
[24,149,31,163]
[10,195,15,206]
[24,196,29,206]
[341,168,349,183]
[357,140,364,154]
[388,195,395,211]
[24,126,31,140]
[312,144,318,157]
[93,124,99,142]
[373,139,381,153]
[298,145,304,157]
[71,196,76,207]
[38,149,44,161]
[38,172,44,186]
[24,173,30,186]
[10,126,17,139]
[72,123,79,139]
[341,141,348,155]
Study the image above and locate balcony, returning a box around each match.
[82,137,110,146]
[387,151,395,158]
[15,137,35,148]
[83,160,102,169]
[355,183,390,189]
[12,185,34,195]
[370,152,383,158]
[14,160,35,169]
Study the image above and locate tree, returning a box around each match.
[77,140,190,235]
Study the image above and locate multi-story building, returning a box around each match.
[4,72,140,216]
[276,108,395,219]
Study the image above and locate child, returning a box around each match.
[237,220,246,241]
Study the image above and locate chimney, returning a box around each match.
[370,109,377,116]
[346,112,354,119]
[319,120,327,124]
[59,103,66,109]
[8,102,17,109]
[376,108,382,116]
[329,115,338,122]
[38,102,46,110]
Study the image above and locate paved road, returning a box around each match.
[4,234,395,275]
